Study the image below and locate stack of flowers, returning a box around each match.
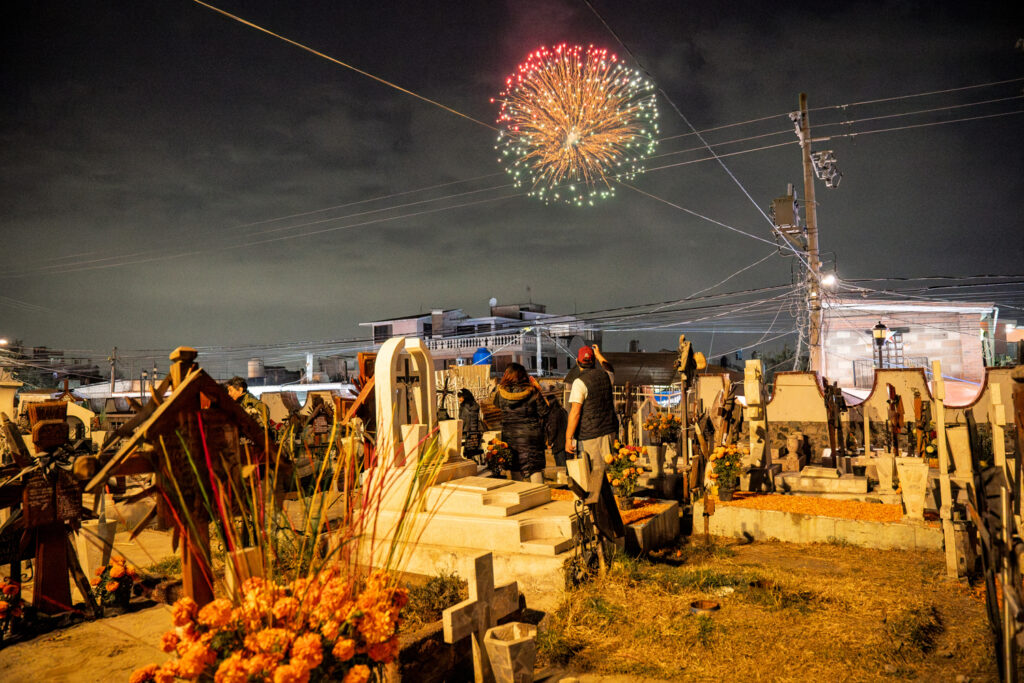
[642,412,682,444]
[91,556,138,609]
[605,441,643,498]
[130,565,407,683]
[709,444,743,499]
[0,578,26,639]
[484,439,512,475]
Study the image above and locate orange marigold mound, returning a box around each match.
[717,493,905,523]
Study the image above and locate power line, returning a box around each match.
[190,0,496,131]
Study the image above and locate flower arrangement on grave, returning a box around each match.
[605,440,643,498]
[484,438,512,475]
[0,578,26,638]
[91,556,138,609]
[643,412,682,443]
[709,444,743,499]
[130,566,407,683]
[130,395,449,683]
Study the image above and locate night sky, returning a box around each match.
[2,1,1022,366]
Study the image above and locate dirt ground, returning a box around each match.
[0,536,1001,682]
[543,538,1000,682]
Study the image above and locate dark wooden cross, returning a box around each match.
[824,380,848,457]
[0,410,99,618]
[885,383,905,453]
[436,374,455,421]
[395,358,420,424]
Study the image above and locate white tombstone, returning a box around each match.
[375,336,438,467]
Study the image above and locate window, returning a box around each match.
[422,322,433,339]
[373,324,393,343]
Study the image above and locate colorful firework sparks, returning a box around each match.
[493,44,659,206]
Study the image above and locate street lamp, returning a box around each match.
[872,321,888,369]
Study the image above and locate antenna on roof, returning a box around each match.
[526,285,532,303]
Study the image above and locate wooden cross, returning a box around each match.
[885,383,905,453]
[395,358,420,423]
[442,552,520,683]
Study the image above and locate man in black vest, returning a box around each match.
[564,345,616,477]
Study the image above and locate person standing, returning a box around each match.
[226,376,268,428]
[491,362,549,483]
[564,345,617,477]
[458,388,484,462]
[545,393,568,469]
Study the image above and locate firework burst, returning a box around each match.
[493,44,659,206]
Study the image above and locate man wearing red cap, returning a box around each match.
[565,344,617,478]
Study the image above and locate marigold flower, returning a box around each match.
[320,619,341,642]
[272,662,310,683]
[129,664,160,683]
[343,664,371,683]
[0,600,8,616]
[177,643,216,679]
[214,654,248,683]
[198,598,234,629]
[248,627,295,655]
[1,582,18,597]
[290,632,323,669]
[611,479,620,487]
[332,638,357,661]
[160,631,180,653]
[110,564,126,579]
[171,597,199,627]
[90,577,101,587]
[106,581,120,593]
[368,636,399,662]
[629,454,637,462]
[153,662,178,683]
[273,596,301,625]
[95,566,106,576]
[603,454,613,464]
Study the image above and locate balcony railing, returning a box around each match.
[423,333,527,353]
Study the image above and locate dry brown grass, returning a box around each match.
[539,537,1000,681]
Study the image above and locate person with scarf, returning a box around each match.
[491,362,549,483]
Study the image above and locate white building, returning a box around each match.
[360,301,599,375]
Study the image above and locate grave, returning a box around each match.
[777,465,870,496]
[357,337,580,603]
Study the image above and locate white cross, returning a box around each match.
[442,552,520,683]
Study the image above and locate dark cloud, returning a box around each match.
[1,0,1021,360]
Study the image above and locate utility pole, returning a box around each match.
[795,94,822,375]
[108,346,117,394]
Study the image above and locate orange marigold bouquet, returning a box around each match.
[709,444,743,495]
[605,440,643,497]
[642,412,681,443]
[91,556,138,608]
[483,438,512,475]
[130,565,407,683]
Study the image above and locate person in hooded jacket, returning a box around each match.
[491,362,549,483]
[458,388,484,462]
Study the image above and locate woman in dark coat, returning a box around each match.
[491,362,549,482]
[458,388,484,462]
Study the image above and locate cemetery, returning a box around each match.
[0,333,1019,682]
[2,4,1021,681]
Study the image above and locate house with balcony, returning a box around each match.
[360,301,600,375]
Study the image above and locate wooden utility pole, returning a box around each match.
[795,93,824,375]
[108,347,117,393]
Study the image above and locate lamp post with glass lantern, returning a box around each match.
[872,321,888,369]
